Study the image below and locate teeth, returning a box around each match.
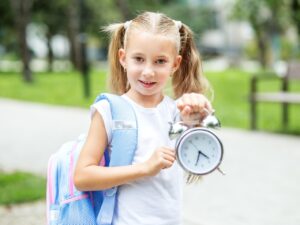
[142,81,153,84]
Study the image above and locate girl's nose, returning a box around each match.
[142,65,155,77]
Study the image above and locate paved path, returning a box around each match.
[1,98,300,225]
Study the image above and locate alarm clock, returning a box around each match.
[169,111,224,181]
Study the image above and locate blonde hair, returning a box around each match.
[104,11,209,99]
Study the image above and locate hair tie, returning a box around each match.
[124,20,132,30]
[174,20,182,30]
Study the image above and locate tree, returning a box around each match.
[291,0,300,47]
[0,0,16,61]
[160,3,217,37]
[231,0,290,68]
[10,0,34,82]
[114,0,132,20]
[32,0,67,71]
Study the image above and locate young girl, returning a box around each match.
[74,11,212,225]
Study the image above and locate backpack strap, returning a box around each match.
[94,93,138,225]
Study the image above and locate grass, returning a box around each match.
[0,70,108,108]
[0,171,46,205]
[206,69,300,135]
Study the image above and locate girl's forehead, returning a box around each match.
[126,30,178,53]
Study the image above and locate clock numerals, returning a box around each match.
[178,130,223,175]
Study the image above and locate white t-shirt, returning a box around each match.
[91,94,184,225]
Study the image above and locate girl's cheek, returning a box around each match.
[128,67,140,75]
[131,65,144,72]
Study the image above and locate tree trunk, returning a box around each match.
[292,0,300,33]
[291,0,300,54]
[256,30,269,68]
[67,0,81,70]
[251,15,270,69]
[46,30,54,72]
[10,0,33,82]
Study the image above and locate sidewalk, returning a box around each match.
[1,98,300,225]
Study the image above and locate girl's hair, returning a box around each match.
[104,11,209,99]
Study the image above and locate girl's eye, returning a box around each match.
[156,59,167,64]
[134,57,144,63]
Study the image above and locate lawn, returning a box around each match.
[0,171,46,205]
[207,69,300,135]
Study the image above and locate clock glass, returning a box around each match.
[177,128,223,175]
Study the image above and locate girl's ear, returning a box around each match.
[173,55,182,72]
[118,48,126,68]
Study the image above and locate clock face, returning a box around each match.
[176,128,223,175]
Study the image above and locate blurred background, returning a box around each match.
[0,0,300,224]
[1,0,300,133]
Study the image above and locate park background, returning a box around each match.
[0,0,300,224]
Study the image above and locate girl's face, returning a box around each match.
[119,30,182,105]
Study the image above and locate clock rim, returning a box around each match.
[176,127,224,175]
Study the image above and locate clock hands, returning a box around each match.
[195,150,209,166]
[195,151,201,166]
[200,151,209,159]
[190,141,210,166]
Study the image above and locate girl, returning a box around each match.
[74,11,212,225]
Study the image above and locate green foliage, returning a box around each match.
[231,0,294,67]
[0,0,16,51]
[280,37,297,60]
[244,40,259,59]
[0,171,46,205]
[244,37,297,60]
[160,3,217,37]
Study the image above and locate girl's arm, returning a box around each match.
[74,112,175,191]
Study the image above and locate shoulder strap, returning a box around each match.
[95,93,138,166]
[94,93,138,225]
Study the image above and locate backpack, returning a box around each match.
[46,93,138,225]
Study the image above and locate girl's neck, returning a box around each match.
[125,90,164,108]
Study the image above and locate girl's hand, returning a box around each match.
[143,147,176,176]
[177,93,213,123]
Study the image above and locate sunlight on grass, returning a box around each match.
[0,70,108,108]
[0,171,46,205]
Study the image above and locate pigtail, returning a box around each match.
[172,24,210,99]
[103,23,128,94]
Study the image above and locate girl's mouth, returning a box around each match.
[139,80,156,88]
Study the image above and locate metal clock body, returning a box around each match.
[169,111,224,177]
[175,127,223,175]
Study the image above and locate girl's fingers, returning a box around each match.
[162,161,174,169]
[161,148,176,157]
[163,154,176,164]
[182,105,192,116]
[176,99,184,111]
[177,93,213,116]
[161,148,176,161]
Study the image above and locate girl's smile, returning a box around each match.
[138,80,157,89]
[119,31,182,107]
